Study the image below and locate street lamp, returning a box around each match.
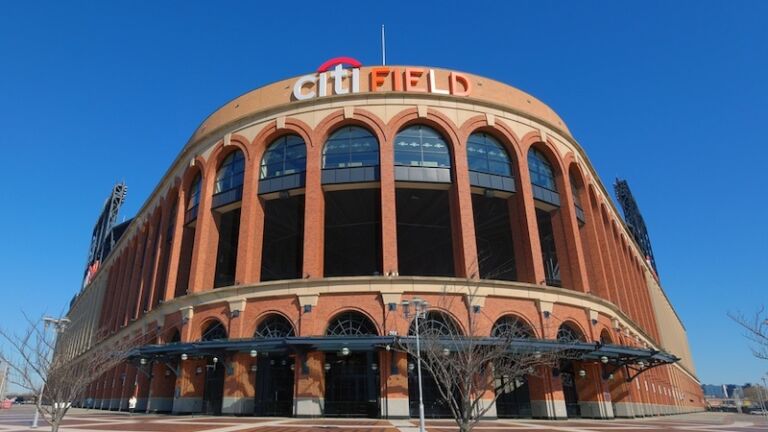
[402,297,428,432]
[32,316,70,429]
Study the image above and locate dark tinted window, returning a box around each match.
[394,125,451,168]
[467,132,512,176]
[260,135,307,179]
[323,126,379,169]
[528,149,556,191]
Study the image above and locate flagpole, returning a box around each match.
[381,25,386,65]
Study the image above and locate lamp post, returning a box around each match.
[761,375,768,420]
[402,298,428,432]
[32,316,70,429]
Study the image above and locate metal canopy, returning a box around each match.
[128,336,677,381]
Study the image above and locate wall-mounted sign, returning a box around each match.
[292,57,472,101]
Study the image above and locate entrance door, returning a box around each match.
[560,361,580,418]
[202,361,225,415]
[324,352,380,417]
[408,356,455,418]
[496,376,532,418]
[254,355,294,416]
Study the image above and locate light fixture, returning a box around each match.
[527,367,534,374]
[140,358,147,365]
[250,364,257,372]
[542,311,551,319]
[195,367,203,374]
[371,363,378,371]
[385,344,391,351]
[290,364,295,371]
[341,347,350,356]
[281,360,287,366]
[181,353,188,361]
[230,310,240,318]
[303,304,312,313]
[212,357,219,364]
[408,363,415,372]
[578,369,586,378]
[324,363,331,371]
[600,356,609,364]
[534,351,542,359]
[250,350,258,358]
[638,360,645,368]
[442,348,450,356]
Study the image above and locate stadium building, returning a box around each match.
[59,59,705,419]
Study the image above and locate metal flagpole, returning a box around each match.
[381,25,386,66]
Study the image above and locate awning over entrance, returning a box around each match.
[127,335,677,381]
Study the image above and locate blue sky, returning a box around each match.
[0,1,766,386]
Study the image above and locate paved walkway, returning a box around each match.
[0,407,765,432]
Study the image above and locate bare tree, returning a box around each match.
[0,314,131,432]
[397,286,576,432]
[729,306,768,360]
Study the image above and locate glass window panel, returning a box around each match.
[466,133,513,177]
[322,126,379,169]
[260,135,307,180]
[394,125,452,168]
[528,149,556,191]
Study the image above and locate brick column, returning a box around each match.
[148,361,175,413]
[449,130,479,279]
[554,175,590,293]
[234,149,261,284]
[383,350,409,418]
[302,135,324,278]
[515,162,547,285]
[295,351,324,416]
[608,368,636,418]
[581,191,611,300]
[528,365,567,419]
[164,188,186,300]
[379,129,398,275]
[173,359,205,414]
[188,167,217,293]
[574,362,614,419]
[222,352,255,414]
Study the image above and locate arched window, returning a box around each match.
[255,314,295,338]
[409,311,461,337]
[323,126,379,169]
[599,329,613,345]
[394,125,451,168]
[260,135,307,180]
[212,150,245,288]
[467,132,512,177]
[326,311,378,337]
[556,323,584,343]
[167,329,181,344]
[213,150,245,206]
[491,316,535,339]
[528,149,557,192]
[185,173,202,223]
[201,321,228,341]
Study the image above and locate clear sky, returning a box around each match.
[0,1,766,387]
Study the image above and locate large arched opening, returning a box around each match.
[323,311,380,418]
[259,135,307,281]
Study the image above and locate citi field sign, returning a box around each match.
[292,57,473,101]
